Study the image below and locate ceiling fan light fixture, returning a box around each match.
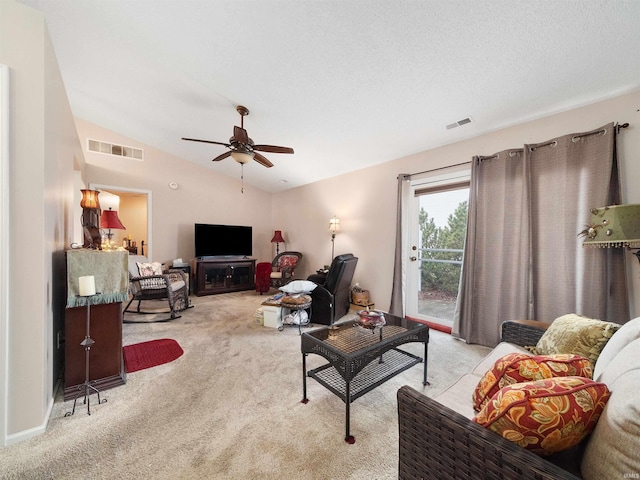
[231,150,254,164]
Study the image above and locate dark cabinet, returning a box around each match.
[64,302,126,400]
[195,258,256,296]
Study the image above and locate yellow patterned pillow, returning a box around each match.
[534,314,620,365]
[474,376,610,455]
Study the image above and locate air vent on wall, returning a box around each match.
[446,117,472,130]
[87,139,143,160]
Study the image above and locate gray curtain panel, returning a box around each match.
[389,174,411,317]
[454,123,629,347]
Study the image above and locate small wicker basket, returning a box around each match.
[352,290,370,305]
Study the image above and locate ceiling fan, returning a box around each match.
[182,105,294,168]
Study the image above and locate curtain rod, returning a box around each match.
[405,122,631,174]
[401,160,471,179]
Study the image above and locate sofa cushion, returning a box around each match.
[581,339,640,480]
[471,342,532,376]
[593,316,640,380]
[434,343,532,420]
[472,353,593,411]
[534,314,620,365]
[433,373,481,419]
[473,376,610,456]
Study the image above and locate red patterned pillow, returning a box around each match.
[473,353,593,411]
[473,376,610,455]
[279,255,298,269]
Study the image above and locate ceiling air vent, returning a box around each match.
[87,139,143,161]
[446,117,473,130]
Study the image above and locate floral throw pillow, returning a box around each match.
[279,255,298,270]
[534,314,620,365]
[136,261,163,277]
[472,353,593,411]
[473,376,610,455]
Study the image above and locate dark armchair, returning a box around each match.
[307,253,358,325]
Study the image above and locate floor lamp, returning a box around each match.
[329,216,340,260]
[271,230,285,256]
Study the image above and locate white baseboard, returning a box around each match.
[4,388,54,446]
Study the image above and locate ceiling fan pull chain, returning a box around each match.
[241,163,244,193]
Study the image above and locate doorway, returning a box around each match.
[90,184,153,260]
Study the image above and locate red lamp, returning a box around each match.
[101,207,126,244]
[271,230,285,255]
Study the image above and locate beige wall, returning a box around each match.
[1,0,81,443]
[117,194,147,251]
[76,119,275,265]
[274,91,640,317]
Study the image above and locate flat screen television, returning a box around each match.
[195,224,252,258]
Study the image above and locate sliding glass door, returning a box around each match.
[405,171,470,328]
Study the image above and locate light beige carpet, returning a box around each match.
[0,291,490,479]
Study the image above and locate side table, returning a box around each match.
[279,298,312,334]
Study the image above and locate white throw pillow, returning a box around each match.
[593,316,640,380]
[137,261,163,277]
[279,280,317,294]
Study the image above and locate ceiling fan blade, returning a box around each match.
[234,126,249,144]
[212,151,232,162]
[253,144,294,154]
[253,152,274,168]
[182,137,230,147]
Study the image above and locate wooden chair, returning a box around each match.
[270,251,303,289]
[124,255,191,322]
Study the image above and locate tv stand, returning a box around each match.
[195,258,256,296]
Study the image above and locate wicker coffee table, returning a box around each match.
[301,313,429,443]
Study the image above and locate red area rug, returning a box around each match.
[406,316,453,334]
[123,338,183,373]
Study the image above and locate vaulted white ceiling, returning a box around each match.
[20,0,640,192]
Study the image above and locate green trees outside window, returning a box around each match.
[419,200,468,297]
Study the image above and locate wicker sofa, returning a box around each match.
[398,317,640,480]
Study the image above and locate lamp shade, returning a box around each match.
[582,204,640,248]
[271,230,285,243]
[80,189,101,209]
[329,216,340,234]
[231,150,254,164]
[101,208,126,230]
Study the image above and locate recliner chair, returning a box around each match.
[307,253,358,325]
